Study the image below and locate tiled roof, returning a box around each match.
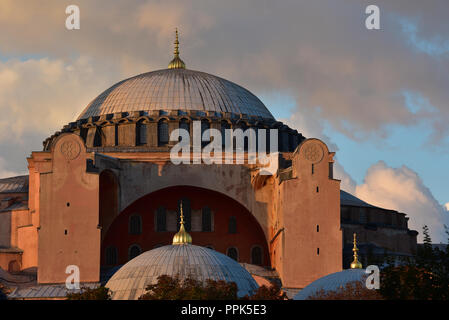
[0,201,28,212]
[8,283,99,299]
[0,175,29,194]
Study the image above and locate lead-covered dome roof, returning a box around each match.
[77,68,274,121]
[105,244,259,300]
[294,269,367,300]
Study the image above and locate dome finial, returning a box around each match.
[168,28,186,69]
[350,233,363,269]
[172,201,192,245]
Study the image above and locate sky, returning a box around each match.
[0,0,448,242]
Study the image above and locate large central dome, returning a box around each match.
[77,68,274,120]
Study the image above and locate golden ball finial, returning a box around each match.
[350,233,363,269]
[168,28,186,69]
[172,202,192,245]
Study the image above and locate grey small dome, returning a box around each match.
[105,244,259,300]
[294,269,367,300]
[77,68,274,120]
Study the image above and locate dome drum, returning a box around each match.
[43,109,305,153]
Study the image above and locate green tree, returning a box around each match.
[242,283,287,300]
[66,286,111,300]
[139,275,288,300]
[379,225,449,300]
[307,280,383,300]
[139,275,239,300]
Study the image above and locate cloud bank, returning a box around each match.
[340,161,449,243]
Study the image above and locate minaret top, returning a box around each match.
[350,233,363,269]
[172,202,192,245]
[168,28,186,69]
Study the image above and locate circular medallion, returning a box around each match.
[60,140,81,160]
[303,143,323,163]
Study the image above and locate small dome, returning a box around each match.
[294,269,367,300]
[106,244,259,300]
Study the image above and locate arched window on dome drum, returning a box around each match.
[179,119,190,135]
[136,122,147,146]
[202,206,212,232]
[129,214,142,235]
[251,246,263,266]
[158,119,169,146]
[105,246,118,265]
[177,198,191,232]
[201,119,210,147]
[221,121,231,147]
[266,128,271,153]
[228,216,237,234]
[234,122,249,151]
[128,244,141,260]
[93,127,102,147]
[227,247,239,261]
[156,206,166,232]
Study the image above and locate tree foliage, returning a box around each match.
[242,282,287,300]
[139,275,287,300]
[307,280,383,300]
[0,283,9,300]
[379,225,449,300]
[66,286,111,300]
[139,275,239,300]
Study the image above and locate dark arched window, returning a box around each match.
[105,246,118,265]
[251,246,263,265]
[201,119,210,147]
[227,247,238,261]
[228,216,237,234]
[93,127,102,147]
[128,244,141,260]
[178,198,191,232]
[137,121,147,145]
[221,121,231,147]
[202,206,212,232]
[156,206,166,232]
[158,119,169,146]
[234,122,249,151]
[129,215,142,235]
[179,118,190,134]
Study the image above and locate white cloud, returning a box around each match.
[0,157,24,179]
[0,57,115,142]
[445,202,449,211]
[354,161,449,243]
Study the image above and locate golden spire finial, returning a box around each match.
[174,28,180,56]
[172,201,192,245]
[350,233,363,269]
[168,28,186,69]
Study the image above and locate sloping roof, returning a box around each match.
[0,201,28,212]
[8,283,99,299]
[0,175,29,194]
[340,190,376,208]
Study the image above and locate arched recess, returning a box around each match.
[101,185,270,267]
[99,169,119,242]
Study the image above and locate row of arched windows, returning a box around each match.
[226,246,263,265]
[89,118,296,151]
[155,200,213,232]
[129,209,236,234]
[104,244,263,266]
